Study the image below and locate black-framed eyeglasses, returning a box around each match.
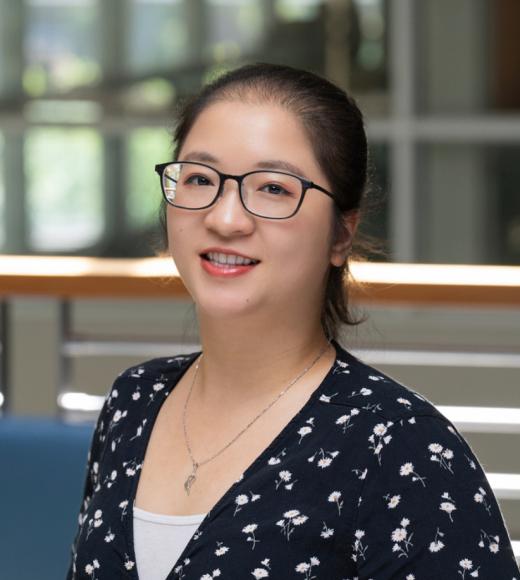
[154,161,336,220]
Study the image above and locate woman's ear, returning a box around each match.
[330,210,360,267]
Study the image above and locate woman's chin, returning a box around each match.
[195,296,261,320]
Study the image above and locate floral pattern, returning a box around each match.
[66,339,520,579]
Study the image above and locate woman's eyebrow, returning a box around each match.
[255,159,307,178]
[182,151,308,179]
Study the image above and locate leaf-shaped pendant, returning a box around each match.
[184,462,199,495]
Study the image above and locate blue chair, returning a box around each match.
[0,415,95,580]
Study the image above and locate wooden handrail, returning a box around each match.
[0,255,519,306]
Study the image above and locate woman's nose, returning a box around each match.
[203,178,255,234]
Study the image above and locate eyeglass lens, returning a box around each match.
[162,162,302,218]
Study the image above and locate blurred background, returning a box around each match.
[0,1,519,578]
[0,0,519,264]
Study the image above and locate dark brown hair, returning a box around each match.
[153,62,387,341]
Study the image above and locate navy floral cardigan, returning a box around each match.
[66,338,520,579]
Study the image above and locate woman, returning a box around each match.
[66,63,519,579]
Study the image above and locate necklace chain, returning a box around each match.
[182,339,332,495]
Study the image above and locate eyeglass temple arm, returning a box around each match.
[310,182,336,200]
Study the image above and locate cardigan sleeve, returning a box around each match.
[351,413,520,579]
[64,382,115,580]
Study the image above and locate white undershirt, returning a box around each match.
[133,504,207,580]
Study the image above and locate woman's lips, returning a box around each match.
[200,255,259,277]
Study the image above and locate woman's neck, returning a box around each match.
[192,319,333,411]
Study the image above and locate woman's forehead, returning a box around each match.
[179,101,328,183]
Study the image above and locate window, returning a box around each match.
[0,0,518,265]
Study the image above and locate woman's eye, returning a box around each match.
[185,174,212,186]
[261,183,291,196]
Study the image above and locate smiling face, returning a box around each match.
[167,99,348,325]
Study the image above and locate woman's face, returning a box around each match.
[167,99,349,322]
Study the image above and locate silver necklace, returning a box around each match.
[182,339,332,495]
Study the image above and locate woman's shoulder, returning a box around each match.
[115,350,200,383]
[115,351,200,384]
[94,350,200,420]
[330,341,447,427]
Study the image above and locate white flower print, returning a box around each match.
[464,453,477,470]
[336,408,360,433]
[351,529,368,562]
[110,434,122,453]
[123,553,135,570]
[242,523,260,549]
[173,556,191,579]
[274,469,297,491]
[428,443,453,474]
[319,392,339,403]
[397,397,412,409]
[368,421,394,465]
[383,493,401,509]
[361,401,383,413]
[129,418,147,441]
[320,521,334,538]
[458,558,480,578]
[391,517,414,558]
[118,499,129,520]
[440,491,457,522]
[308,448,340,470]
[84,558,100,579]
[146,379,167,405]
[122,458,142,477]
[251,558,271,578]
[399,461,427,487]
[104,529,115,543]
[105,408,128,438]
[234,493,249,513]
[429,527,445,552]
[327,490,344,515]
[332,359,350,375]
[428,442,454,474]
[374,423,388,437]
[200,568,221,579]
[392,527,407,542]
[298,427,312,443]
[478,529,500,553]
[295,556,320,579]
[85,509,103,540]
[474,486,492,515]
[101,469,118,489]
[111,409,126,424]
[317,456,332,468]
[297,418,315,443]
[348,387,372,397]
[233,491,261,516]
[214,540,230,556]
[352,467,368,480]
[267,448,286,466]
[276,509,309,540]
[128,366,145,378]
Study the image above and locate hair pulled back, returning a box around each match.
[154,62,387,342]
